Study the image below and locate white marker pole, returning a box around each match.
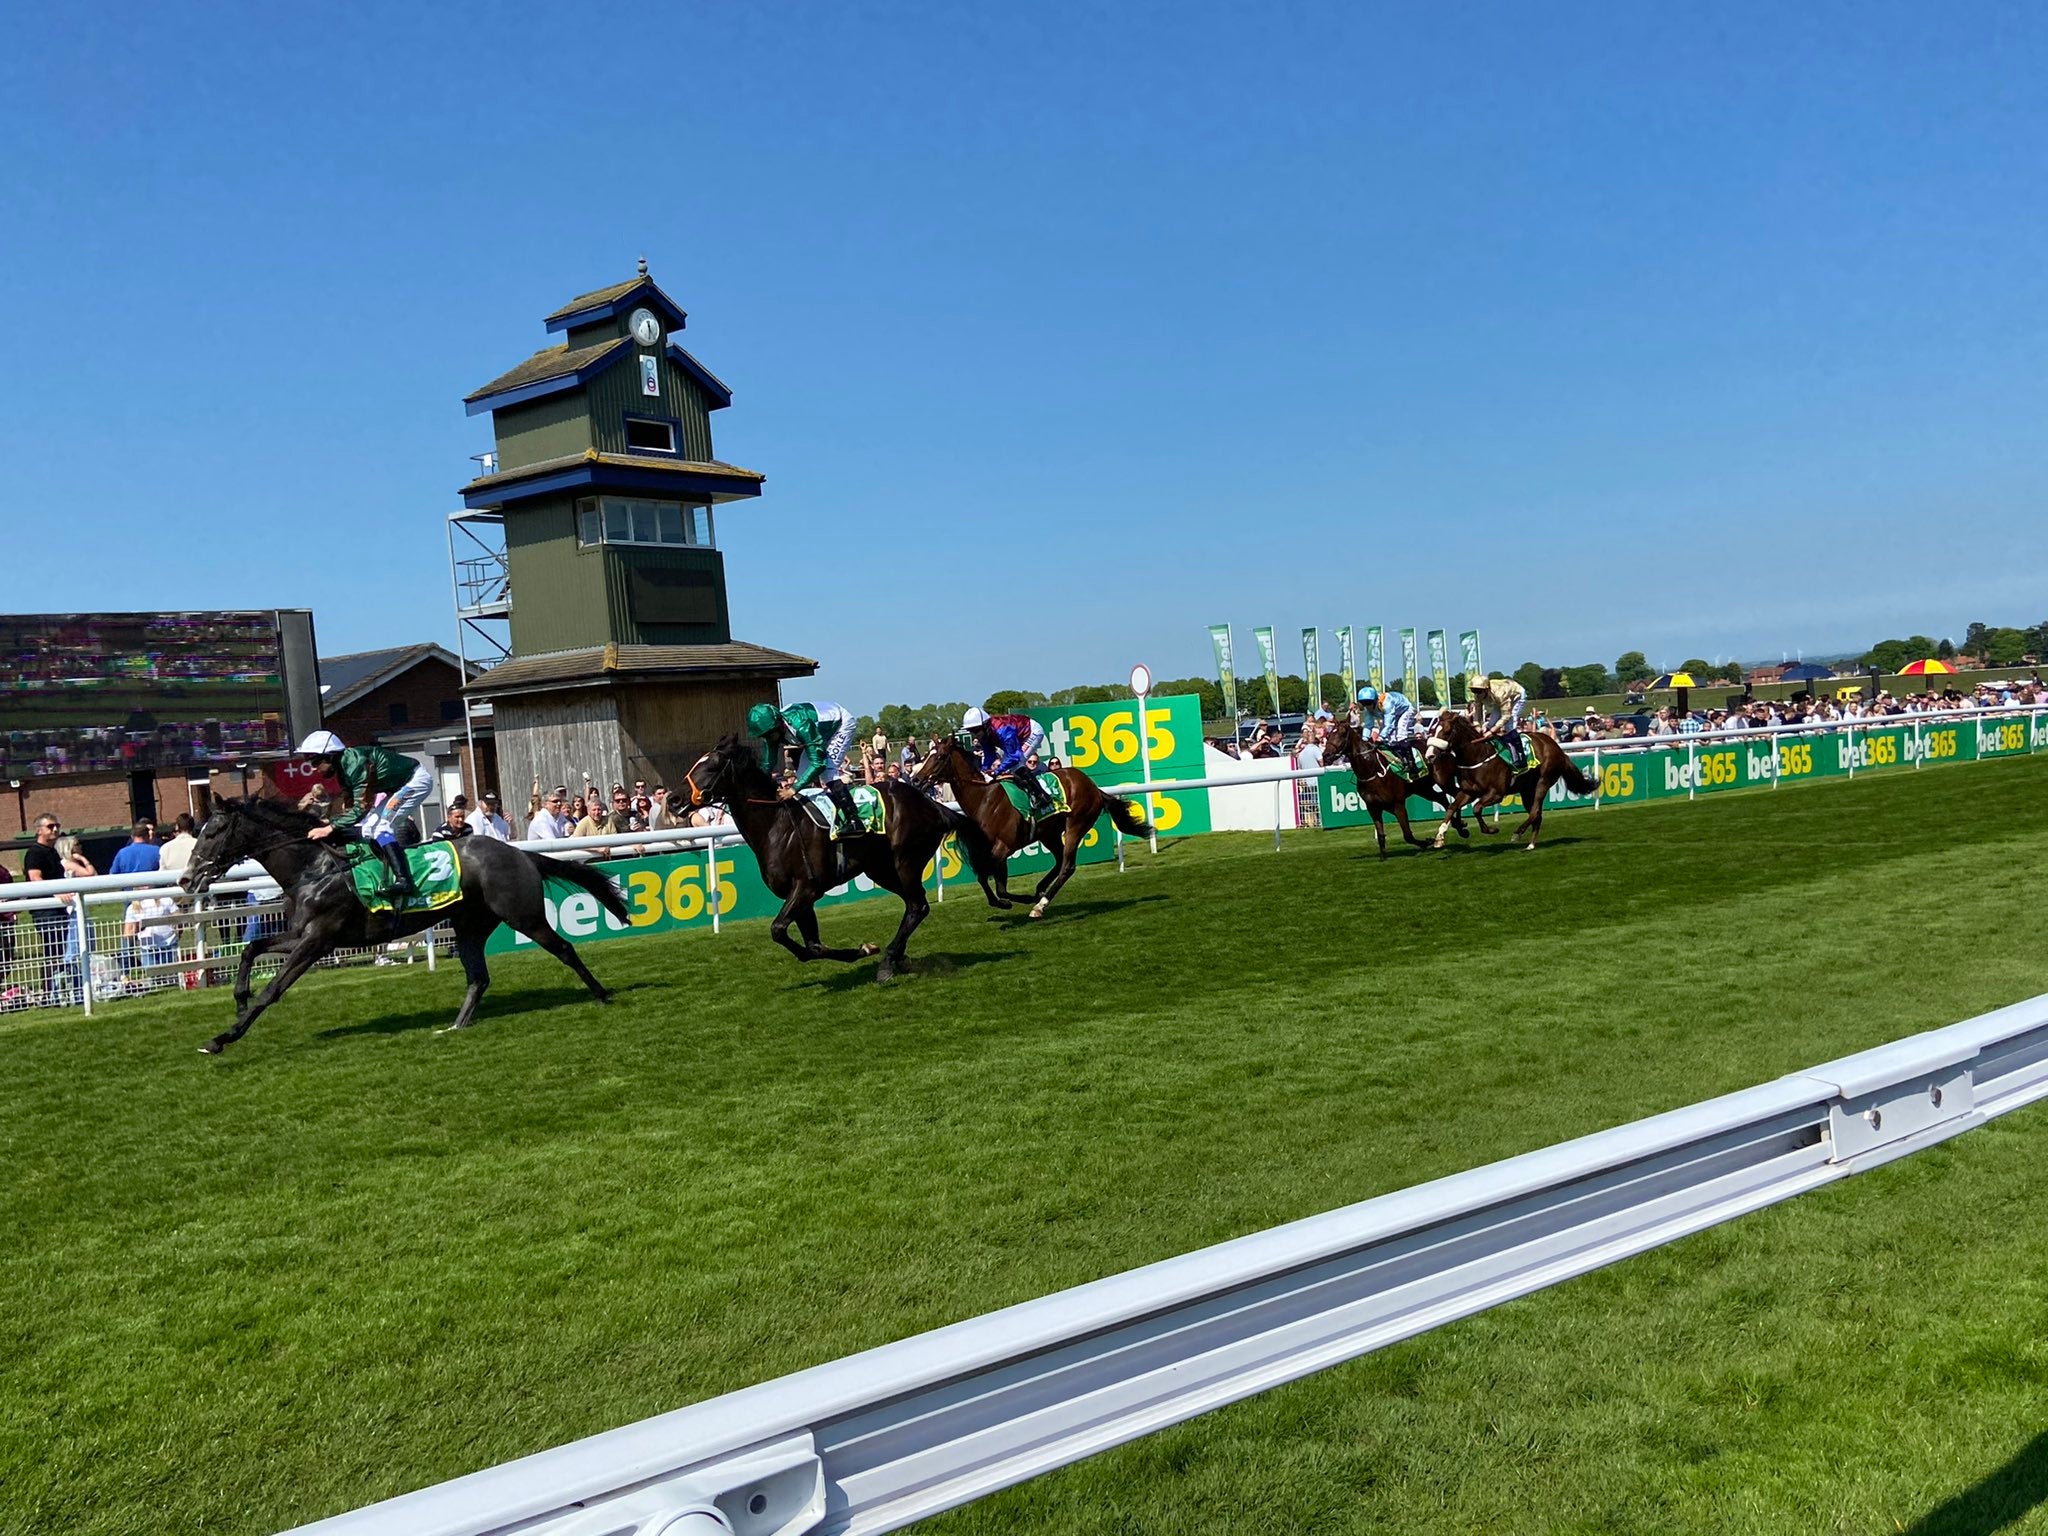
[1131,663,1157,855]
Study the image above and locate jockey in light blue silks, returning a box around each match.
[1357,684,1425,780]
[1468,672,1529,770]
[747,700,864,832]
[963,706,1055,815]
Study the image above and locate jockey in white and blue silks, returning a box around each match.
[1358,684,1424,779]
[962,706,1054,815]
[1468,672,1529,770]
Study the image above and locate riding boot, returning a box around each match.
[376,837,415,901]
[1017,768,1055,817]
[1508,731,1528,772]
[826,780,863,837]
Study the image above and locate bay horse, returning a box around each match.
[673,737,986,981]
[910,735,1154,917]
[1318,717,1460,858]
[179,796,629,1054]
[1421,711,1599,851]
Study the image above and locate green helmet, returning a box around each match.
[745,702,780,738]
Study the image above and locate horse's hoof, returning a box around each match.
[1029,902,1048,919]
[874,963,896,983]
[859,942,881,956]
[198,1041,224,1056]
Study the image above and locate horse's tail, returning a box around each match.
[527,852,633,924]
[1102,791,1154,838]
[1547,739,1599,796]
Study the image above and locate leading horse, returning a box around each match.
[673,737,988,981]
[179,796,629,1053]
[1421,711,1598,851]
[1318,717,1460,857]
[910,735,1153,916]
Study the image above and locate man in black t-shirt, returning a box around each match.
[22,814,69,998]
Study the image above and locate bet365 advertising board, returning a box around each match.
[1318,712,2048,828]
[489,695,1212,953]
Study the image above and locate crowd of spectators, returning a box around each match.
[1547,677,2046,743]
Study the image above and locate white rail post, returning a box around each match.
[1131,663,1158,856]
[1687,736,1696,801]
[706,844,721,934]
[1913,719,1923,770]
[1273,774,1285,852]
[1848,721,1858,778]
[74,896,93,1017]
[1592,745,1603,810]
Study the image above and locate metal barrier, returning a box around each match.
[286,990,2048,1535]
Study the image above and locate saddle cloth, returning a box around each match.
[794,784,888,839]
[998,772,1069,819]
[344,839,464,914]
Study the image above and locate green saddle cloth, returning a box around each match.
[344,839,465,914]
[999,772,1070,818]
[796,784,888,839]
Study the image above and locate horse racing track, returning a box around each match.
[6,757,2048,1535]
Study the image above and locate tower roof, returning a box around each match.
[463,336,631,412]
[543,264,689,334]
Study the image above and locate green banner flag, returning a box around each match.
[1302,628,1322,715]
[1399,628,1418,698]
[1253,626,1281,717]
[1337,626,1356,707]
[1366,626,1384,689]
[1458,630,1481,682]
[1428,630,1450,707]
[1207,623,1238,720]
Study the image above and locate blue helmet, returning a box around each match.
[1356,686,1379,704]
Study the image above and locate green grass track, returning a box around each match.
[5,758,2048,1534]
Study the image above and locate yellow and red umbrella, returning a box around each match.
[1898,659,1955,678]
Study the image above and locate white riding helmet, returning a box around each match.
[297,730,346,755]
[961,707,989,729]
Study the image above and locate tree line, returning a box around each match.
[1861,619,2047,674]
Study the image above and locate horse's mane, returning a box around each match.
[233,795,325,831]
[709,734,781,798]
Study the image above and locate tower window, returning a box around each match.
[575,498,715,550]
[624,417,677,454]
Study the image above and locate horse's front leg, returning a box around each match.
[873,882,931,982]
[1368,807,1388,859]
[783,892,874,964]
[200,929,334,1054]
[1027,824,1084,917]
[230,929,292,1014]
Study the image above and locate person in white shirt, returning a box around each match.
[527,785,572,841]
[471,792,512,841]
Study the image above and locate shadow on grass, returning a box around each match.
[794,949,1028,992]
[1903,1430,2048,1535]
[984,893,1171,922]
[314,983,641,1040]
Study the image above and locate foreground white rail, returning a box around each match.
[289,993,2048,1536]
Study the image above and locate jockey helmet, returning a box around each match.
[1468,672,1490,694]
[296,730,345,756]
[745,703,780,738]
[1356,685,1379,704]
[962,706,989,729]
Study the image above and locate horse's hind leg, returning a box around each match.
[1028,828,1084,917]
[1513,782,1544,849]
[514,919,612,1003]
[875,885,931,982]
[1368,808,1388,859]
[1392,798,1430,851]
[201,933,330,1054]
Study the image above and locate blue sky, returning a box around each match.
[5,2,2044,713]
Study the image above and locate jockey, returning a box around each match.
[1366,682,1425,779]
[962,706,1055,816]
[747,700,863,832]
[295,730,433,898]
[1468,672,1529,769]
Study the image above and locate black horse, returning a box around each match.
[672,736,986,981]
[179,796,630,1054]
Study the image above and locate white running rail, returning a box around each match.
[285,992,2048,1536]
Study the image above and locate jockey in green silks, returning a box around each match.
[746,700,865,832]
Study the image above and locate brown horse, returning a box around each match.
[1421,710,1598,851]
[673,737,990,981]
[1319,717,1460,857]
[911,736,1153,918]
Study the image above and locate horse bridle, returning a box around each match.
[681,750,802,810]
